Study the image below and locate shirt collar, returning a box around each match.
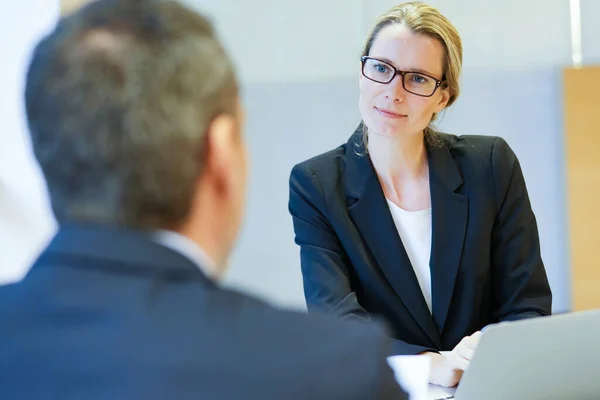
[151,230,219,281]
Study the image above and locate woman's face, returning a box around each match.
[359,24,450,139]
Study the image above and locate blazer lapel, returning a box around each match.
[344,127,441,347]
[427,138,468,334]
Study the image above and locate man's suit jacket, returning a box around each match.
[0,225,407,400]
[289,127,552,355]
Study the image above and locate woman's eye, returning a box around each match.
[411,74,429,84]
[374,63,389,73]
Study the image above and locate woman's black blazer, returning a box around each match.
[288,126,552,355]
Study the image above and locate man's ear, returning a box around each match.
[204,113,238,194]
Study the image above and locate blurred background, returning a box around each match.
[2,0,600,313]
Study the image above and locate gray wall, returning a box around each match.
[4,0,600,313]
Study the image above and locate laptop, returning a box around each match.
[430,309,600,400]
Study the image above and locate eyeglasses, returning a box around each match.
[360,56,444,97]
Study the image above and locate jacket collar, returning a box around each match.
[35,224,215,286]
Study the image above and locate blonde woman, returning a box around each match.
[289,1,551,387]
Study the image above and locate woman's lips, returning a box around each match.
[375,107,407,119]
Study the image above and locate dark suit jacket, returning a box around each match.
[0,225,407,400]
[289,127,552,355]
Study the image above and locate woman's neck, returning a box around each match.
[367,131,431,211]
[367,131,428,183]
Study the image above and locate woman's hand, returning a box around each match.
[426,331,482,387]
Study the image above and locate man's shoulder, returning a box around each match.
[206,288,398,396]
[209,287,392,359]
[0,270,403,399]
[217,287,388,343]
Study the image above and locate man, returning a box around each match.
[0,1,407,398]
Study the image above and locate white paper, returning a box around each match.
[387,355,431,400]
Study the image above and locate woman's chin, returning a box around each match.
[366,122,408,138]
[364,118,427,140]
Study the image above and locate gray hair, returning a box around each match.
[25,0,238,229]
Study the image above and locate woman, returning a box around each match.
[288,1,551,387]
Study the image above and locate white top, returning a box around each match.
[152,230,219,281]
[386,199,433,314]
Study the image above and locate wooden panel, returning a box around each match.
[563,66,600,310]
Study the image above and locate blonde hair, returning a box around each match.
[361,1,462,145]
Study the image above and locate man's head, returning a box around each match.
[25,0,247,268]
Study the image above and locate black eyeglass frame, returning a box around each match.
[360,55,444,97]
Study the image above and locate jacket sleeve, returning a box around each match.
[489,137,553,322]
[289,162,437,355]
